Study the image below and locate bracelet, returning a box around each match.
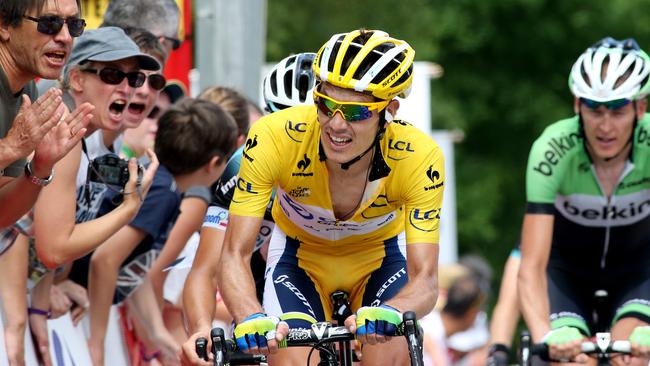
[27,306,52,318]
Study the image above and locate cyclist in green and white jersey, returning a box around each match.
[519,37,650,366]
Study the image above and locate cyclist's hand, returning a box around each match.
[543,326,587,362]
[486,345,509,366]
[348,305,402,345]
[234,313,284,355]
[629,325,650,358]
[180,329,212,366]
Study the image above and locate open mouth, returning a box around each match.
[44,50,66,64]
[109,100,127,119]
[328,132,352,146]
[127,103,145,115]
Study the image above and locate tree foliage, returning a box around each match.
[266,0,650,276]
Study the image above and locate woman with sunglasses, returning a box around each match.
[519,37,650,366]
[201,29,444,366]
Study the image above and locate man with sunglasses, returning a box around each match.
[519,37,650,366]
[102,0,181,57]
[210,30,444,366]
[0,0,94,229]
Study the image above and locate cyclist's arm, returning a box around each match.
[518,213,554,342]
[183,226,225,334]
[217,214,264,323]
[489,252,521,346]
[384,242,439,317]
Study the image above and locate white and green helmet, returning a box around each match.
[569,37,650,102]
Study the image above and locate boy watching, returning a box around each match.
[86,98,238,365]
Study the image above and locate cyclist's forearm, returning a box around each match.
[489,256,521,345]
[518,268,550,341]
[385,271,437,318]
[217,253,262,323]
[183,268,219,334]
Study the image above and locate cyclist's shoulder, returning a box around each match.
[634,113,650,151]
[384,119,443,162]
[529,116,583,158]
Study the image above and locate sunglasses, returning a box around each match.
[82,67,146,88]
[147,106,161,119]
[161,36,182,50]
[23,15,86,37]
[313,89,389,122]
[147,73,166,91]
[580,97,632,111]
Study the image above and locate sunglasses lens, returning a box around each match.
[67,18,86,37]
[147,106,160,119]
[342,105,372,121]
[127,72,146,88]
[98,68,124,85]
[581,98,631,110]
[316,98,336,117]
[37,16,63,35]
[607,99,632,109]
[148,74,166,90]
[316,98,372,122]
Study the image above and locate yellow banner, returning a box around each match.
[80,0,109,29]
[80,0,185,35]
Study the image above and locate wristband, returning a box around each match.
[24,161,53,186]
[27,306,51,318]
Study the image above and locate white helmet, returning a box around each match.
[263,52,316,112]
[569,37,650,102]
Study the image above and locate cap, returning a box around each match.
[162,80,186,104]
[64,26,160,78]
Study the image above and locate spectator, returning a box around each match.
[422,267,487,366]
[486,247,521,366]
[120,81,186,160]
[0,0,94,229]
[87,98,238,365]
[102,0,181,57]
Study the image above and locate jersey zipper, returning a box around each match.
[590,162,634,269]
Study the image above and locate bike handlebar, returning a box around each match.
[196,310,423,366]
[521,331,631,365]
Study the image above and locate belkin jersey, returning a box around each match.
[229,105,445,249]
[526,114,650,276]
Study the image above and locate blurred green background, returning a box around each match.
[266,0,650,281]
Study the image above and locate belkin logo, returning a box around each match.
[292,154,313,176]
[243,135,258,162]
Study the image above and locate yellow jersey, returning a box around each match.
[230,105,445,250]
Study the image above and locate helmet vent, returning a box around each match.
[270,70,278,95]
[283,70,294,99]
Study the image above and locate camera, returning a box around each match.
[88,154,141,187]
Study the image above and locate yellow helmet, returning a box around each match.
[313,29,415,100]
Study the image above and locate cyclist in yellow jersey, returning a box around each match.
[215,29,444,366]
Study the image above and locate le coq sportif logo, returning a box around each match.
[297,154,311,171]
[243,135,258,162]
